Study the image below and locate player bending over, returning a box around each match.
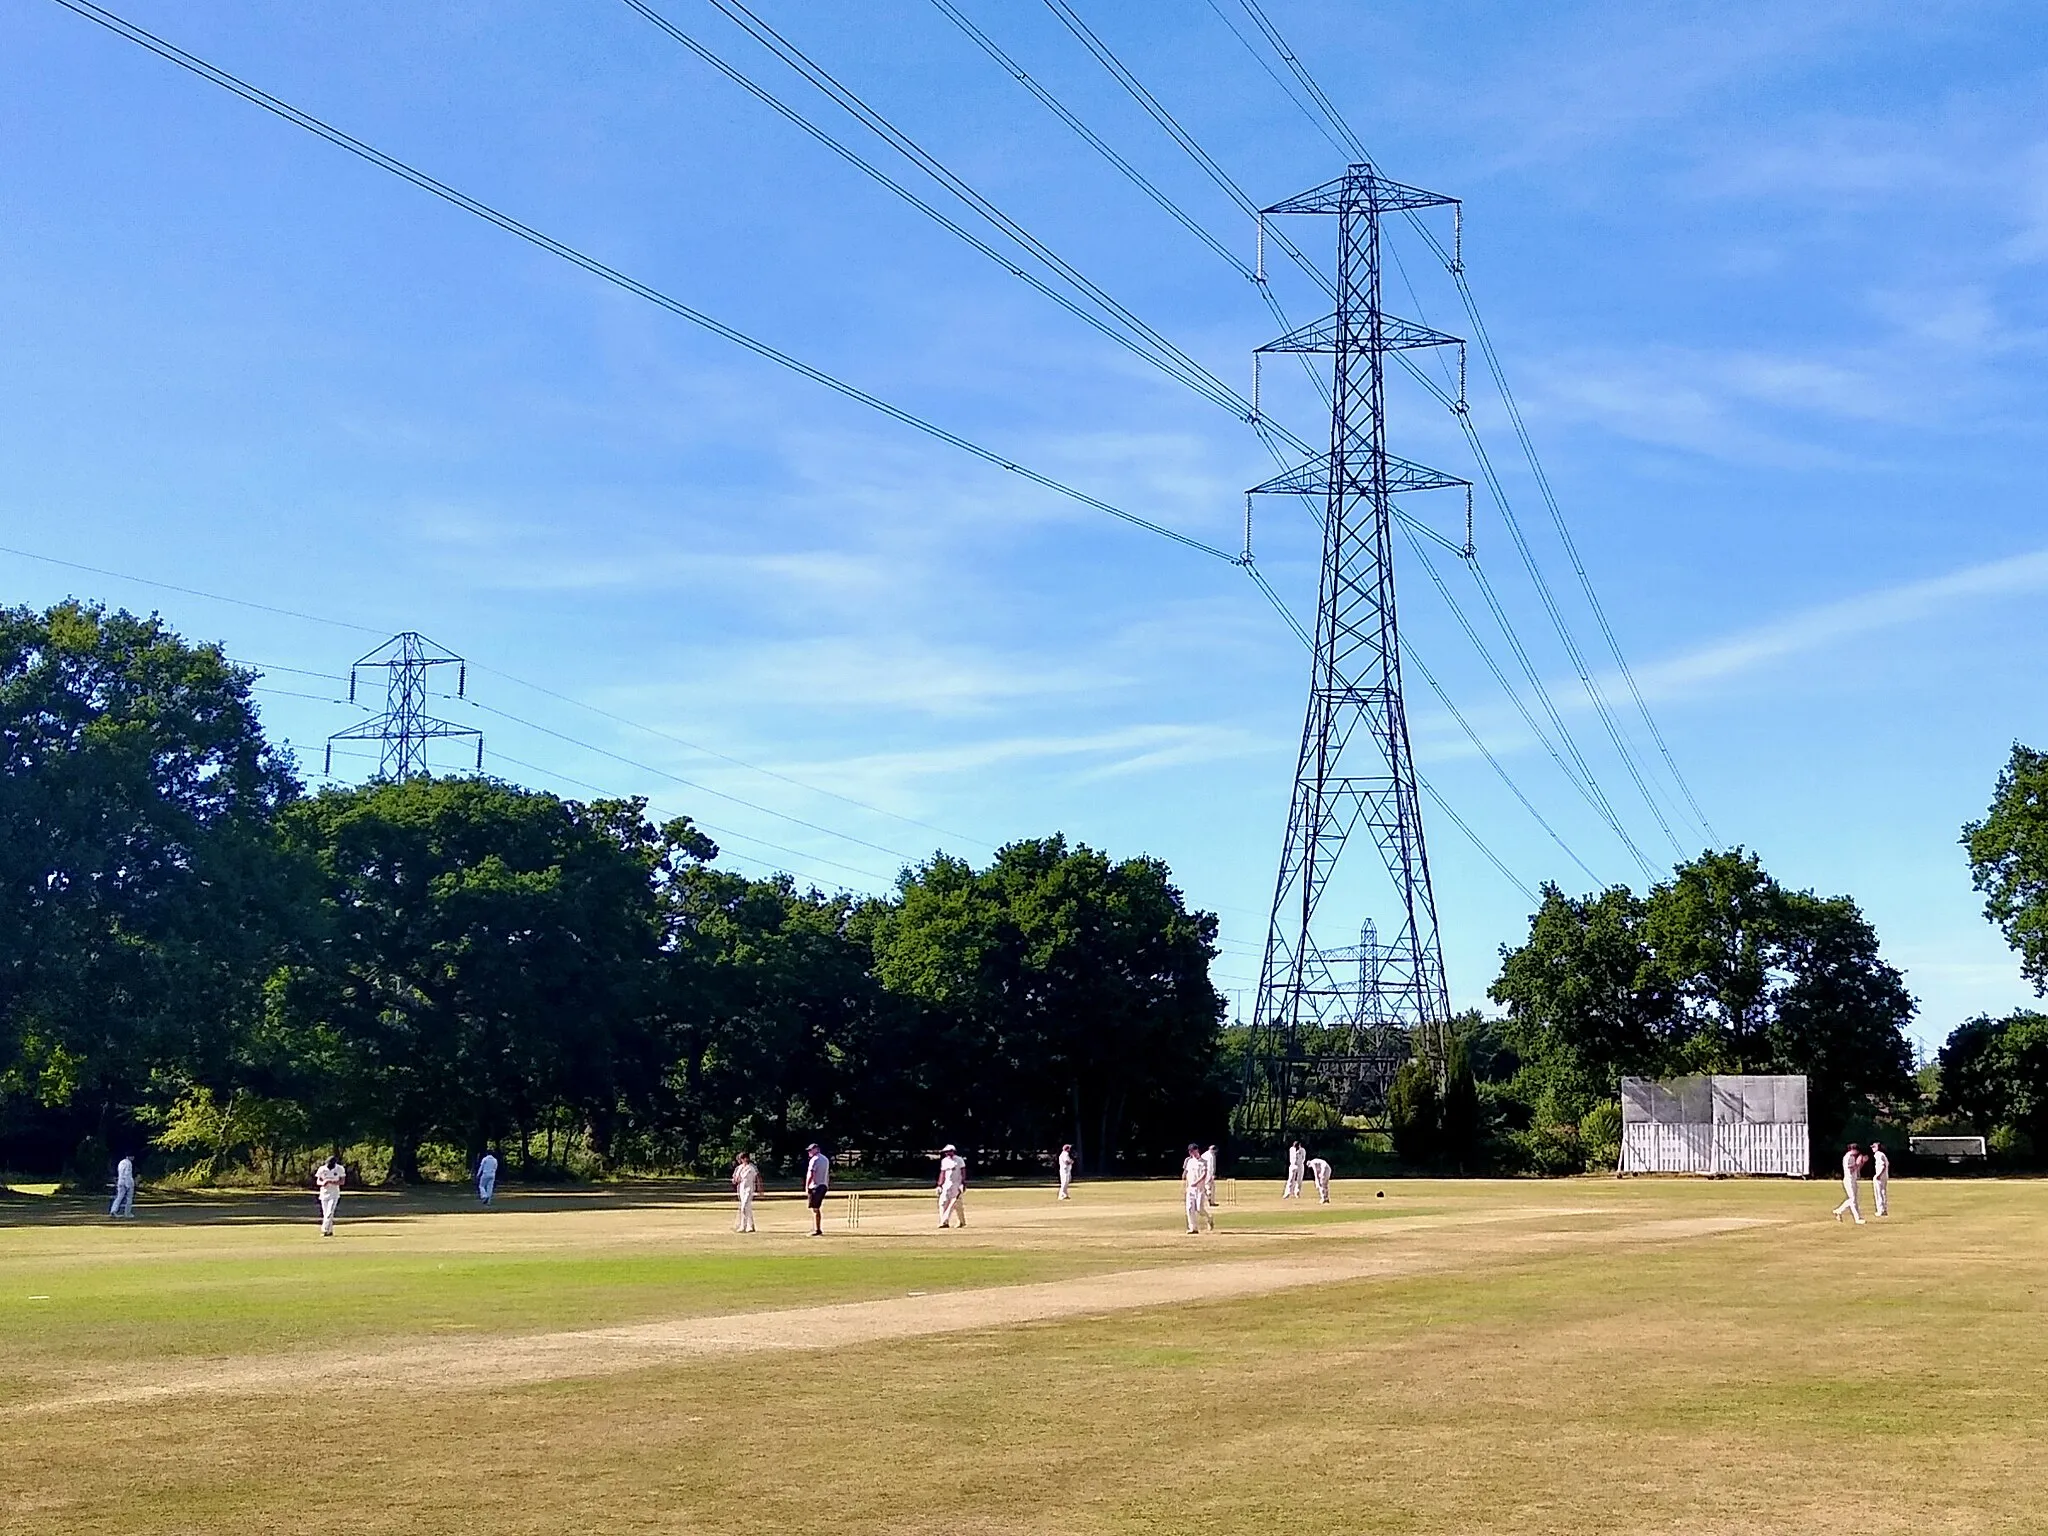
[1307,1154,1332,1205]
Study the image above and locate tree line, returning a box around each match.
[12,598,2039,1187]
[0,602,1225,1183]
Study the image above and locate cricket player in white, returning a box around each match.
[1183,1143,1212,1233]
[314,1154,346,1237]
[937,1143,967,1228]
[1202,1145,1219,1210]
[1307,1155,1332,1204]
[109,1155,136,1219]
[1832,1143,1866,1224]
[1284,1140,1307,1199]
[476,1150,498,1206]
[1057,1143,1075,1200]
[732,1151,760,1232]
[1871,1140,1890,1218]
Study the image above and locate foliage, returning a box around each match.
[1438,1036,1482,1173]
[1963,744,2048,993]
[1388,1060,1439,1167]
[1491,849,1917,1144]
[0,602,1229,1180]
[0,601,301,1170]
[1934,1010,2048,1162]
[1579,1100,1622,1171]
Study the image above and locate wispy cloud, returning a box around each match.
[1629,544,2048,700]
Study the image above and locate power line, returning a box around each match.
[616,0,1254,421]
[1205,0,1716,850]
[48,0,1240,566]
[632,0,1283,439]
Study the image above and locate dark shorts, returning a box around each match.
[807,1186,828,1210]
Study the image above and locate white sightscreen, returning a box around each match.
[1618,1075,1809,1177]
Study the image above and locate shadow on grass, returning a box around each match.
[0,1176,1091,1230]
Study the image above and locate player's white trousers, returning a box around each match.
[319,1188,341,1235]
[736,1191,756,1232]
[109,1184,134,1218]
[1833,1179,1863,1223]
[1283,1171,1302,1199]
[938,1187,965,1227]
[1185,1188,1205,1231]
[1315,1177,1330,1204]
[1874,1177,1888,1217]
[478,1175,496,1205]
[1058,1171,1072,1200]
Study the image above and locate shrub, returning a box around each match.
[1580,1101,1622,1171]
[1389,1061,1440,1167]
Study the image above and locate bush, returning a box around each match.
[1389,1061,1440,1167]
[1512,1118,1586,1176]
[1580,1101,1622,1171]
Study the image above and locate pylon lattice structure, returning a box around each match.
[1238,164,1468,1144]
[324,632,482,782]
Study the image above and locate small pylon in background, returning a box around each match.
[324,632,482,781]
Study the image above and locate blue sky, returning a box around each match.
[2,0,2044,1044]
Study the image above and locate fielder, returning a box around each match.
[804,1142,831,1237]
[476,1150,499,1207]
[109,1154,136,1219]
[1202,1144,1219,1211]
[732,1151,760,1233]
[1182,1143,1212,1233]
[1871,1139,1890,1218]
[1832,1143,1867,1225]
[937,1143,967,1229]
[314,1153,346,1237]
[1307,1154,1332,1204]
[1283,1140,1307,1200]
[1057,1143,1075,1200]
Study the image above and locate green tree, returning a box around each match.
[0,601,299,1170]
[271,778,673,1180]
[1388,1060,1439,1167]
[1438,1035,1483,1173]
[870,836,1222,1171]
[1964,744,2048,993]
[1935,1010,2048,1158]
[1492,850,1916,1150]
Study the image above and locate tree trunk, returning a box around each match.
[387,1135,422,1185]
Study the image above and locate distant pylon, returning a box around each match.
[324,632,482,781]
[1239,164,1469,1143]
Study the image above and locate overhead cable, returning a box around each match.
[48,0,1240,566]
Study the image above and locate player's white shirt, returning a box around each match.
[315,1163,346,1192]
[939,1153,967,1189]
[1183,1155,1208,1190]
[733,1162,761,1195]
[1307,1157,1331,1180]
[478,1153,498,1180]
[1841,1151,1860,1180]
[1872,1149,1890,1179]
[1288,1145,1306,1172]
[806,1152,830,1190]
[115,1156,134,1186]
[1057,1150,1074,1173]
[1202,1148,1219,1180]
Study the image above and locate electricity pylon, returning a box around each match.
[324,632,482,781]
[1239,164,1467,1143]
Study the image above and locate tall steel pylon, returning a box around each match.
[324,632,483,781]
[1239,164,1468,1143]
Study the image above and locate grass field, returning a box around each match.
[3,1173,2042,1534]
